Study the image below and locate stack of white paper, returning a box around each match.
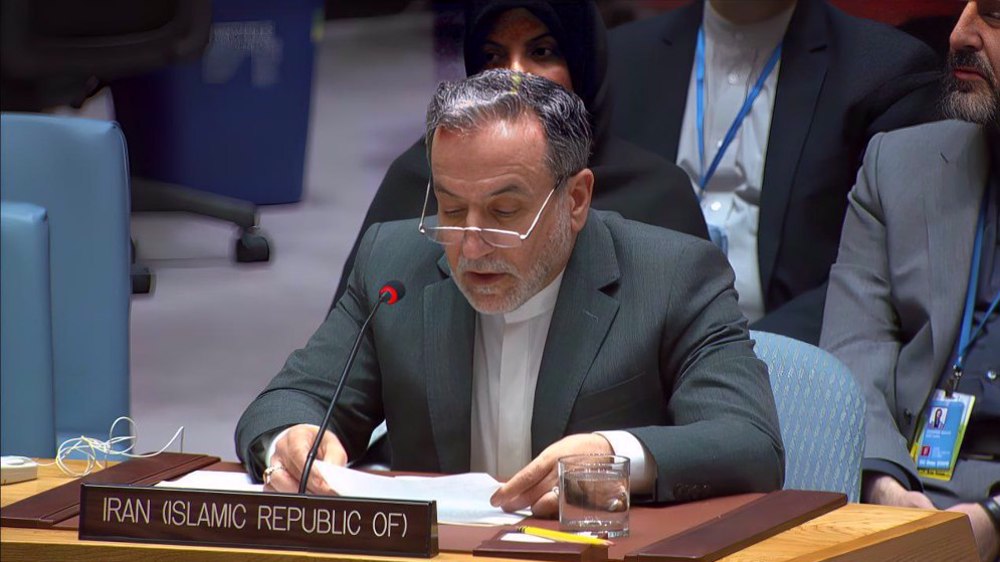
[314,462,525,526]
[156,470,263,493]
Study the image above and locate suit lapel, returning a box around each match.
[925,126,989,381]
[423,255,475,473]
[758,0,829,295]
[652,1,702,160]
[531,214,621,455]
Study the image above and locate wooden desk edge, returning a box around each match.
[0,528,526,562]
[1,508,976,562]
[791,510,977,562]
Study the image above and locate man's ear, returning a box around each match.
[566,168,593,233]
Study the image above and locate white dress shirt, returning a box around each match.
[675,1,795,322]
[470,272,563,479]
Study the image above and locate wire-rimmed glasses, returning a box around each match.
[417,179,560,249]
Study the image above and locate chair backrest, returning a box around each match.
[751,330,865,502]
[0,202,57,457]
[0,113,131,446]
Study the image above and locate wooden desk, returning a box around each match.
[1,461,977,562]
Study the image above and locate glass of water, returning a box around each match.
[558,454,630,538]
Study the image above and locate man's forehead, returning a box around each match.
[432,179,530,199]
[430,118,550,193]
[431,157,539,196]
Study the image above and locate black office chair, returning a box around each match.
[1,0,270,295]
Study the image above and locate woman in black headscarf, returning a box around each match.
[331,0,707,304]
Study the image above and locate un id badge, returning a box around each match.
[910,389,976,481]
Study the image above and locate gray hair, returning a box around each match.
[424,69,592,184]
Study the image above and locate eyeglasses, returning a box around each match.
[417,179,561,249]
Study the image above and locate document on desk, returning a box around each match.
[156,470,264,492]
[314,462,526,526]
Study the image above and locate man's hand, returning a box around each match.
[862,474,935,509]
[947,501,999,562]
[490,433,613,518]
[263,424,348,495]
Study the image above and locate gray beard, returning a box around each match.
[941,53,1000,129]
[943,87,1000,128]
[455,201,573,315]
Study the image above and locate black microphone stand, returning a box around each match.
[297,290,391,494]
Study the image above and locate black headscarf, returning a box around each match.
[330,1,707,306]
[462,0,612,150]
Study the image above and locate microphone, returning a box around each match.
[297,280,406,494]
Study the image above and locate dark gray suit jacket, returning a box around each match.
[236,211,784,503]
[821,121,996,495]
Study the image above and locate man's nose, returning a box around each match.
[460,229,494,261]
[949,2,983,53]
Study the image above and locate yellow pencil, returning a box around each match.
[516,526,613,546]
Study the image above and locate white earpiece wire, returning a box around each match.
[35,416,185,477]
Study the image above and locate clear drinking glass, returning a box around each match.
[558,454,630,538]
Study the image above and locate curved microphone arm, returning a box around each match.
[297,281,404,494]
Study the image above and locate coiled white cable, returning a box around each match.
[35,416,185,477]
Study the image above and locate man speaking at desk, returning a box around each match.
[236,69,783,516]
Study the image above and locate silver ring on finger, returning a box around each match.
[263,463,285,485]
[551,485,560,497]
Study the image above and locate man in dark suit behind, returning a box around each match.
[236,69,783,517]
[607,0,942,344]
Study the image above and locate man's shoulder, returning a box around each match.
[597,209,694,239]
[881,119,983,139]
[871,120,984,163]
[588,212,737,322]
[859,121,986,217]
[594,210,716,265]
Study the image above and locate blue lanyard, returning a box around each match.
[695,26,782,198]
[950,190,1000,394]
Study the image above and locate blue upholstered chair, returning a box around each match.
[0,113,131,452]
[751,330,865,502]
[1,203,57,457]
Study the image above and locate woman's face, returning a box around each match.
[481,8,573,92]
